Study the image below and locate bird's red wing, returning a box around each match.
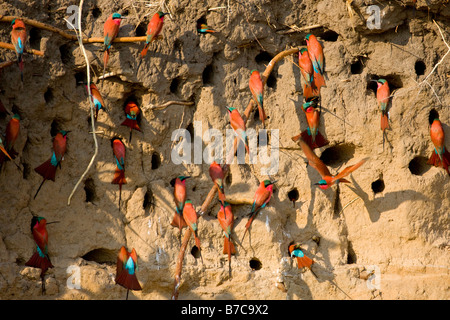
[333,157,369,181]
[117,246,128,275]
[230,110,246,132]
[32,228,48,254]
[148,13,163,41]
[130,248,138,266]
[296,137,331,178]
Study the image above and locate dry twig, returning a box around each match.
[67,1,99,206]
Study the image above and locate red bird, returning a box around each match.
[111,137,127,211]
[101,13,124,83]
[292,101,329,150]
[183,200,202,253]
[11,19,27,82]
[121,101,141,142]
[375,79,390,132]
[209,161,226,203]
[427,116,450,176]
[34,130,68,199]
[225,106,250,154]
[299,48,324,98]
[305,34,326,88]
[25,216,56,294]
[217,201,235,278]
[171,175,190,230]
[86,82,107,120]
[116,246,142,300]
[288,242,317,278]
[295,136,368,190]
[241,180,275,243]
[249,69,267,127]
[138,11,167,71]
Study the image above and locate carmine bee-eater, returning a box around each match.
[25,215,59,295]
[217,201,235,278]
[111,137,127,211]
[121,101,141,142]
[183,200,202,258]
[305,34,326,89]
[374,79,390,132]
[11,19,27,82]
[84,82,107,120]
[249,69,267,127]
[291,100,329,150]
[172,175,190,230]
[34,130,68,199]
[288,242,317,278]
[137,11,167,72]
[101,13,124,84]
[197,23,216,33]
[299,48,324,99]
[294,136,368,190]
[0,114,21,169]
[241,180,275,243]
[209,161,226,203]
[225,106,249,154]
[116,246,142,300]
[427,116,450,176]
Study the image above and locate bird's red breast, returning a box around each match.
[53,132,67,162]
[376,82,390,105]
[430,119,445,149]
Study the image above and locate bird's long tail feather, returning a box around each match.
[428,149,450,176]
[171,212,188,230]
[116,270,142,291]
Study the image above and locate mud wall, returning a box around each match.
[0,0,449,300]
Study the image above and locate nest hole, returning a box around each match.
[92,6,101,18]
[29,27,42,50]
[415,60,426,76]
[371,178,385,194]
[266,73,277,89]
[135,22,147,37]
[318,29,339,42]
[287,188,299,204]
[59,43,73,65]
[143,188,154,210]
[408,156,430,176]
[82,248,116,265]
[367,74,403,95]
[347,241,357,264]
[428,108,439,126]
[255,51,273,64]
[350,57,366,75]
[191,245,201,259]
[202,64,214,85]
[50,119,60,137]
[151,152,161,170]
[249,257,262,271]
[170,77,182,94]
[44,88,54,105]
[319,143,356,167]
[84,178,97,203]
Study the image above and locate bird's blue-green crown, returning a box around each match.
[112,13,122,19]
